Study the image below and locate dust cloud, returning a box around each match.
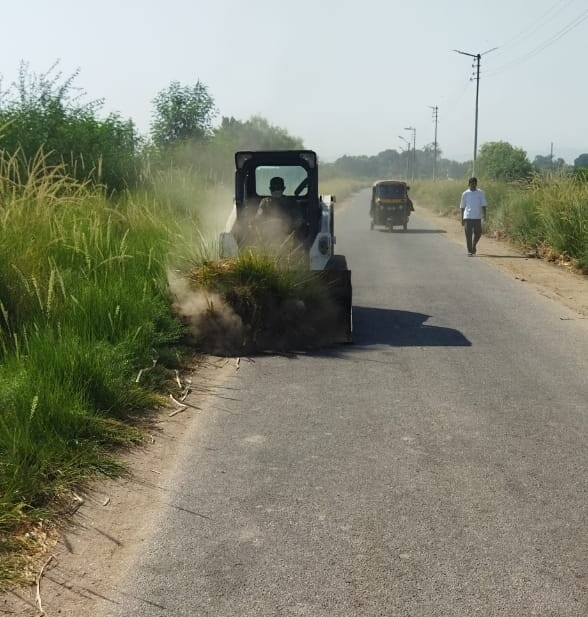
[167,270,247,355]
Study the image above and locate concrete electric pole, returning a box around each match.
[453,47,497,176]
[429,105,439,180]
[404,126,416,183]
[398,135,411,180]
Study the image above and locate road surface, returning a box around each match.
[44,190,588,616]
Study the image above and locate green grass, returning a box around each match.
[527,173,588,270]
[0,151,199,587]
[412,174,588,273]
[319,176,371,202]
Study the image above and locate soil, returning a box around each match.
[0,356,239,617]
[1,204,586,617]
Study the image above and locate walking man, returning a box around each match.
[460,177,487,255]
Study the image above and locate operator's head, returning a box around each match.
[269,176,285,197]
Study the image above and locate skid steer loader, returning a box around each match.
[219,150,352,343]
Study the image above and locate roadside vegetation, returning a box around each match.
[412,172,588,273]
[0,149,194,585]
[0,63,360,587]
[1,59,587,589]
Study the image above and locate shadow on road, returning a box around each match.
[476,254,531,259]
[350,306,471,347]
[242,307,470,360]
[374,228,447,234]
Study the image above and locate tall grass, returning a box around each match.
[412,178,513,218]
[524,173,588,270]
[318,176,371,202]
[0,151,204,586]
[412,174,588,272]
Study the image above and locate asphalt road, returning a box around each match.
[105,189,588,616]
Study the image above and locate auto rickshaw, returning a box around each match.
[369,180,413,231]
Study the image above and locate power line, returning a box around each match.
[487,7,588,77]
[439,77,473,122]
[494,0,575,53]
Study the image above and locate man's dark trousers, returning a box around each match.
[464,219,482,254]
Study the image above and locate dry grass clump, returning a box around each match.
[170,251,340,355]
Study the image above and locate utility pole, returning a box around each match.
[453,47,497,176]
[398,135,410,180]
[404,126,416,183]
[429,105,439,180]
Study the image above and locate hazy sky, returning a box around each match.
[3,0,587,164]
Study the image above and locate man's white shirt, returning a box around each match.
[460,188,487,219]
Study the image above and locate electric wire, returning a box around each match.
[439,78,473,123]
[486,7,588,77]
[492,0,575,54]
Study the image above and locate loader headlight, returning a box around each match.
[318,236,330,255]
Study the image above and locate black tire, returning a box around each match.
[326,254,348,271]
[340,285,353,343]
[324,255,352,343]
[329,203,335,238]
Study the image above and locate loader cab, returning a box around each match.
[234,150,322,245]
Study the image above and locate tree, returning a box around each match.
[533,154,566,173]
[437,157,469,180]
[416,143,443,179]
[573,153,588,168]
[214,116,304,152]
[150,80,217,148]
[0,60,141,192]
[476,141,533,181]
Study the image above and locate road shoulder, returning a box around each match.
[415,201,588,318]
[1,357,237,617]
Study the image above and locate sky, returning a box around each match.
[2,0,587,164]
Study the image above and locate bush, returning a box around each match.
[0,61,142,193]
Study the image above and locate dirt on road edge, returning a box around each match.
[1,356,239,617]
[416,202,588,318]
